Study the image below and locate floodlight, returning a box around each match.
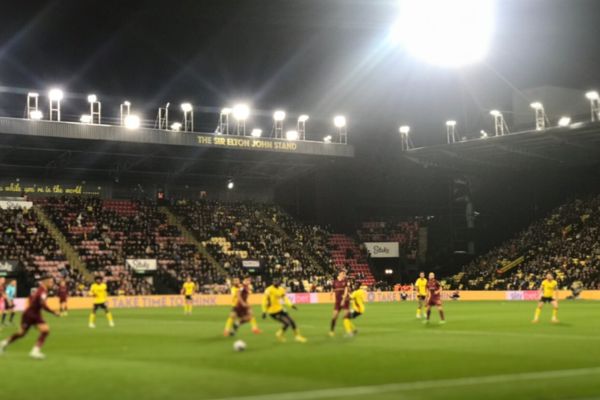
[530,102,543,110]
[232,104,250,121]
[29,110,43,120]
[221,107,232,115]
[399,125,410,134]
[446,120,457,127]
[585,91,599,100]
[480,130,489,138]
[171,122,182,131]
[558,116,571,127]
[28,92,39,98]
[333,115,346,128]
[124,115,141,129]
[286,130,299,141]
[80,114,92,124]
[273,110,286,121]
[87,94,97,103]
[251,128,262,138]
[227,180,234,190]
[123,101,131,106]
[48,88,64,101]
[389,0,494,67]
[489,110,501,117]
[323,135,332,143]
[181,102,193,112]
[298,114,309,122]
[585,91,600,122]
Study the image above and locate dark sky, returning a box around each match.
[2,0,600,146]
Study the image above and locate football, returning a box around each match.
[233,340,247,352]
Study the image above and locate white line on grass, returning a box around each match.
[210,366,600,400]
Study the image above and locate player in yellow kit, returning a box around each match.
[223,277,261,336]
[533,272,559,323]
[88,276,114,328]
[181,276,196,315]
[343,282,367,337]
[262,279,306,343]
[414,271,428,319]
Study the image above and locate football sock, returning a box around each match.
[343,318,352,333]
[416,308,421,317]
[233,322,240,332]
[287,317,297,330]
[106,313,114,324]
[1,313,5,324]
[426,309,431,320]
[224,317,234,332]
[534,308,541,320]
[250,317,258,330]
[552,309,558,319]
[36,331,49,348]
[330,318,337,332]
[89,314,96,325]
[9,312,14,322]
[439,310,445,321]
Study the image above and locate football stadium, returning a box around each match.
[2,1,600,399]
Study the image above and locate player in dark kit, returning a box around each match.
[424,272,446,324]
[0,276,59,359]
[329,270,350,337]
[57,280,69,316]
[225,276,261,336]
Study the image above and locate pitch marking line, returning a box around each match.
[211,366,600,400]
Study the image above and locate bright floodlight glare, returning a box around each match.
[181,102,193,112]
[390,0,494,67]
[80,114,92,123]
[87,94,97,103]
[251,128,262,138]
[530,102,543,110]
[333,115,346,128]
[28,92,39,98]
[558,116,571,127]
[323,135,332,143]
[399,125,410,134]
[171,122,182,131]
[489,110,501,117]
[29,110,43,120]
[123,101,131,106]
[585,91,599,100]
[48,88,64,101]
[286,130,299,141]
[221,107,232,115]
[298,114,309,122]
[480,130,489,138]
[124,115,141,129]
[446,120,457,126]
[232,104,250,121]
[273,110,286,121]
[227,181,234,190]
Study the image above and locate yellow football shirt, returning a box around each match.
[231,285,240,306]
[541,279,558,298]
[90,283,108,304]
[415,278,428,296]
[350,288,367,314]
[262,285,292,314]
[182,282,195,296]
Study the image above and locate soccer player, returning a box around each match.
[57,280,69,317]
[533,272,559,323]
[0,275,59,359]
[261,279,306,343]
[2,280,17,325]
[414,271,428,319]
[224,276,261,336]
[424,272,446,324]
[329,270,350,337]
[0,277,6,327]
[343,282,367,337]
[88,276,114,328]
[181,276,196,315]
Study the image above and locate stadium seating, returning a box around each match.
[357,220,420,261]
[327,234,375,285]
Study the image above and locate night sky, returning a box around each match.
[2,0,600,147]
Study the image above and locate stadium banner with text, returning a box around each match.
[0,260,20,276]
[126,259,157,273]
[13,290,600,312]
[0,200,33,210]
[241,260,260,268]
[0,181,102,196]
[364,242,400,258]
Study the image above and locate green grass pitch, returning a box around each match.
[1,301,600,400]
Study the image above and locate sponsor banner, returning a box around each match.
[365,242,400,258]
[0,181,102,197]
[126,259,157,273]
[0,200,33,210]
[242,260,260,268]
[0,260,20,276]
[11,290,600,312]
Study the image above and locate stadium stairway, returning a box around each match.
[327,234,375,285]
[159,206,227,276]
[31,205,93,282]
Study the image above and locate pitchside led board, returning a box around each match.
[364,242,400,258]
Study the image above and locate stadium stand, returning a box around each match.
[327,234,375,286]
[357,219,420,262]
[455,194,600,290]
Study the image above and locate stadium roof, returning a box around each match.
[404,121,600,173]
